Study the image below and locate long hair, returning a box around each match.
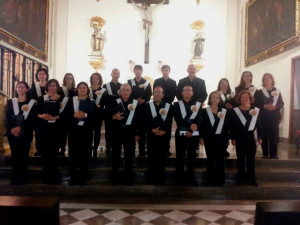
[217,78,231,94]
[62,73,76,88]
[35,68,49,82]
[236,71,253,89]
[90,72,103,86]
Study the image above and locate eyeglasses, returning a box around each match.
[154,92,163,95]
[182,89,193,93]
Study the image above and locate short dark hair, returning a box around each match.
[153,85,164,94]
[207,90,222,107]
[45,79,60,93]
[134,65,143,71]
[76,82,90,96]
[235,90,254,105]
[35,68,49,82]
[161,65,170,71]
[15,81,30,98]
[90,73,103,86]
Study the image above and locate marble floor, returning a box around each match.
[59,202,256,225]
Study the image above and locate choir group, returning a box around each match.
[5,64,284,187]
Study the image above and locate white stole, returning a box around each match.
[126,99,138,125]
[248,107,260,131]
[220,92,226,102]
[178,101,187,119]
[149,101,170,122]
[233,107,247,126]
[89,87,93,99]
[131,79,136,87]
[106,83,113,95]
[190,102,201,120]
[143,80,150,90]
[95,88,106,105]
[73,96,84,126]
[262,87,280,106]
[216,108,226,134]
[12,98,35,120]
[35,82,42,97]
[206,106,215,127]
[62,86,68,97]
[59,97,69,113]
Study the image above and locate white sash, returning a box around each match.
[162,103,170,121]
[216,108,226,134]
[248,107,260,131]
[116,98,122,104]
[126,99,138,125]
[190,102,201,120]
[35,82,42,97]
[179,131,199,136]
[73,96,84,126]
[106,83,113,95]
[233,107,247,126]
[206,106,215,127]
[95,88,106,105]
[12,98,20,116]
[149,101,157,118]
[220,92,226,102]
[89,87,93,99]
[62,86,68,97]
[178,101,186,119]
[261,87,270,98]
[272,88,280,106]
[249,86,257,97]
[59,97,69,113]
[131,79,136,87]
[143,80,150,90]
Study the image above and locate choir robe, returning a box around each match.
[102,81,121,151]
[144,101,173,184]
[59,86,77,154]
[173,99,202,185]
[229,106,263,184]
[176,76,208,104]
[254,87,284,158]
[30,82,46,154]
[153,77,177,155]
[61,96,96,185]
[89,86,107,152]
[235,85,257,98]
[5,98,37,184]
[200,107,229,185]
[128,78,152,155]
[218,91,236,109]
[36,94,63,184]
[108,97,141,184]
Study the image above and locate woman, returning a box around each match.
[59,73,77,156]
[30,68,49,156]
[62,82,96,185]
[230,90,262,186]
[235,71,257,98]
[5,82,37,185]
[217,78,235,109]
[89,72,107,157]
[254,73,284,159]
[200,91,229,186]
[36,79,62,184]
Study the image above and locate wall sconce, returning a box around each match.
[196,0,200,5]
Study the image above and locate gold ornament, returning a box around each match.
[191,20,205,31]
[89,57,104,71]
[90,16,105,28]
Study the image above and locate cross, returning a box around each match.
[129,0,168,64]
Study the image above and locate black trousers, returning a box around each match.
[261,123,279,158]
[69,126,91,183]
[91,117,103,151]
[175,135,199,183]
[147,132,168,184]
[104,116,112,150]
[8,134,32,182]
[236,141,256,183]
[112,128,135,181]
[204,142,225,185]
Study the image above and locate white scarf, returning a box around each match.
[206,106,226,134]
[12,98,35,120]
[261,87,280,106]
[35,82,42,97]
[73,96,84,126]
[116,98,138,125]
[149,101,170,122]
[233,107,259,131]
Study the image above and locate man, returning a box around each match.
[176,64,207,105]
[153,65,177,156]
[103,68,122,154]
[174,86,201,186]
[108,84,141,185]
[145,86,173,185]
[128,65,152,156]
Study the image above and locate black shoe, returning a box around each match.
[68,179,77,186]
[270,156,279,159]
[93,149,98,158]
[263,156,268,159]
[138,152,147,157]
[224,151,230,157]
[166,152,172,157]
[59,151,65,157]
[188,180,198,186]
[249,181,258,187]
[34,152,41,157]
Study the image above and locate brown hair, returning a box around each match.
[207,90,222,107]
[76,82,90,96]
[235,90,254,105]
[262,73,275,87]
[236,71,253,89]
[45,79,60,93]
[62,73,75,88]
[217,78,231,94]
[90,73,103,86]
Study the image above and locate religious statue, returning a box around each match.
[130,0,166,43]
[192,31,205,59]
[90,16,105,53]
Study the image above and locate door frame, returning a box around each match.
[289,56,300,143]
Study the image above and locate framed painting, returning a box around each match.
[0,0,49,61]
[245,0,300,67]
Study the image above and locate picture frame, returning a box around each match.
[0,0,49,61]
[245,0,300,67]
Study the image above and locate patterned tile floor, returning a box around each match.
[59,203,256,225]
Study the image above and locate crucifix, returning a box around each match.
[129,0,168,64]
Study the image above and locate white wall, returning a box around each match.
[51,0,231,97]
